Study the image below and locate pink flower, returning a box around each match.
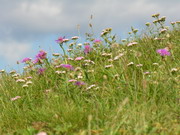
[38,68,46,75]
[68,79,77,82]
[55,36,66,44]
[74,81,85,86]
[11,96,21,101]
[60,64,74,70]
[75,57,84,61]
[36,50,47,59]
[84,45,91,54]
[33,58,41,64]
[94,39,102,43]
[156,49,170,56]
[21,57,31,63]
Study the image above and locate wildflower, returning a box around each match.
[0,69,5,73]
[144,71,150,75]
[60,64,74,70]
[55,71,66,74]
[152,13,160,18]
[36,132,47,135]
[9,70,16,74]
[136,64,143,67]
[21,57,31,63]
[72,36,79,40]
[105,65,113,69]
[16,79,26,83]
[160,28,167,34]
[171,22,176,25]
[145,22,151,26]
[87,70,94,73]
[77,43,83,47]
[94,39,102,43]
[67,49,73,52]
[26,76,32,80]
[68,79,77,82]
[36,50,47,59]
[26,81,33,85]
[11,96,21,101]
[55,36,65,44]
[75,57,84,61]
[63,38,69,43]
[12,74,19,78]
[22,84,29,88]
[38,68,46,75]
[156,48,170,56]
[67,57,74,61]
[84,45,91,54]
[52,53,60,57]
[152,63,159,66]
[121,39,127,42]
[171,68,178,73]
[74,81,85,86]
[127,42,138,47]
[114,53,124,60]
[159,16,166,22]
[33,58,41,64]
[74,67,81,71]
[77,75,83,79]
[127,62,134,66]
[86,84,96,90]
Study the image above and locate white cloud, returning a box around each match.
[0,40,31,62]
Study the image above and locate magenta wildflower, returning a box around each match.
[156,49,170,56]
[60,64,74,70]
[38,68,46,75]
[84,45,91,54]
[74,81,85,86]
[36,50,47,59]
[94,39,102,43]
[33,58,41,64]
[55,36,65,44]
[21,57,31,63]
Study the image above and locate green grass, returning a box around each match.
[0,14,180,135]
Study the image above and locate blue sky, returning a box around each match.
[0,0,180,71]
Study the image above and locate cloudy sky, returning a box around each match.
[0,0,180,71]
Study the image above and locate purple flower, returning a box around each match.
[36,50,47,59]
[60,64,74,70]
[38,68,46,75]
[94,39,102,43]
[156,49,171,56]
[21,57,31,63]
[84,45,92,54]
[74,81,85,86]
[33,58,41,64]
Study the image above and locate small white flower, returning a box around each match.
[127,62,134,66]
[86,84,96,90]
[22,84,29,88]
[105,65,113,69]
[16,79,25,83]
[171,68,178,73]
[52,53,60,56]
[55,71,66,74]
[0,69,5,73]
[136,64,143,67]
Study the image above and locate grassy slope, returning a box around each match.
[0,19,180,135]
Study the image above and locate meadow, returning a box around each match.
[0,14,179,135]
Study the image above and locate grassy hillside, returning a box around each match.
[0,14,180,135]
